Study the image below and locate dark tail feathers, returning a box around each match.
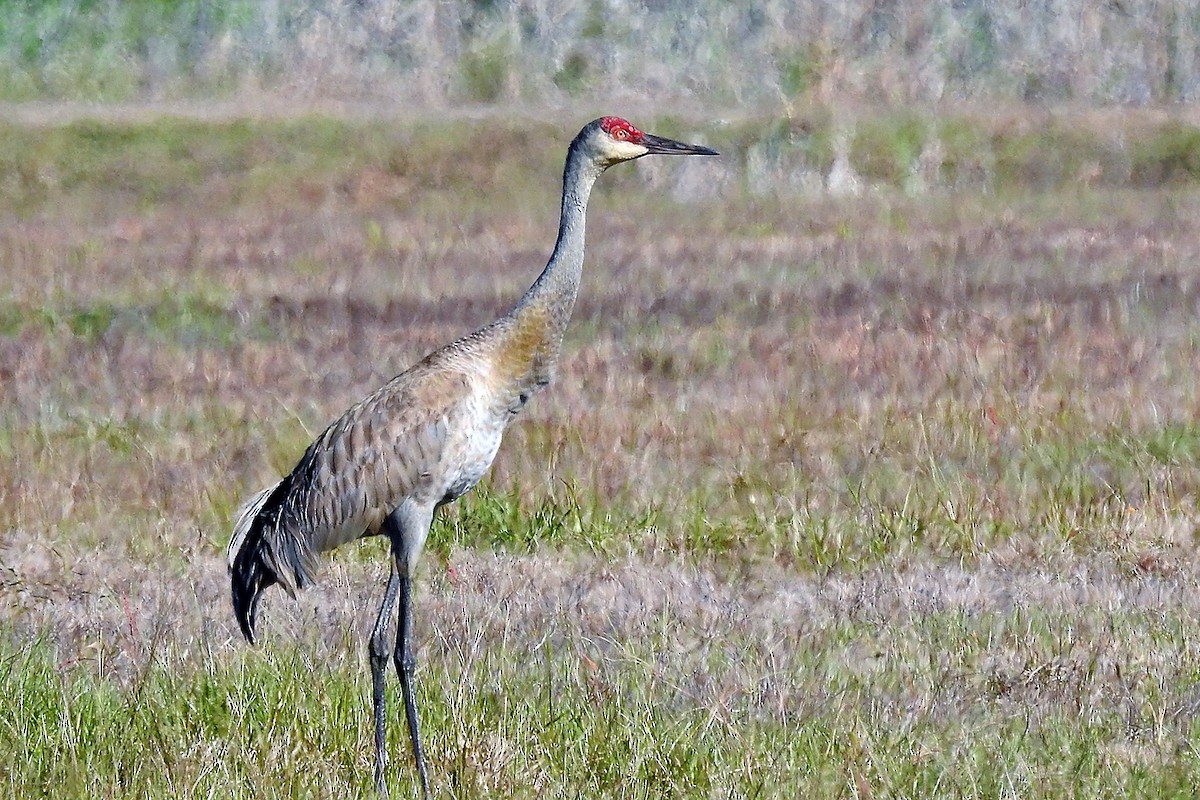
[227,485,281,644]
[227,474,325,643]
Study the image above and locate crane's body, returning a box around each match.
[227,117,717,797]
[229,303,562,606]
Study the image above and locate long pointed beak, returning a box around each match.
[641,132,719,157]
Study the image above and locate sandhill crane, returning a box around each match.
[226,117,717,797]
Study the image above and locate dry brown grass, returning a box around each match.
[4,117,1200,625]
[3,109,1200,796]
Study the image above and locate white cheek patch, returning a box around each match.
[604,139,650,161]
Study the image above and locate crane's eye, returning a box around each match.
[613,128,628,140]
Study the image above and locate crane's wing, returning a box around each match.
[286,364,476,554]
[229,363,477,597]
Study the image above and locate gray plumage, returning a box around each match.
[227,116,717,797]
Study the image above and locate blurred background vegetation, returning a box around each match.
[3,0,1200,198]
[0,0,1197,107]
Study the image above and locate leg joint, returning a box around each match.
[394,648,416,675]
[369,630,392,665]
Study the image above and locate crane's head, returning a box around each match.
[581,116,719,168]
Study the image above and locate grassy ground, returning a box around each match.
[3,107,1200,797]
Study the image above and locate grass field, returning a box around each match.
[4,106,1200,797]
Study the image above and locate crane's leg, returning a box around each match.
[395,569,431,798]
[370,561,401,797]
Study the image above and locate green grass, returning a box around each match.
[433,483,651,556]
[0,295,273,346]
[6,601,1200,799]
[6,112,1200,224]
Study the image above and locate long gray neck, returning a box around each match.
[509,136,604,334]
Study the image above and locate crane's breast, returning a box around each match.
[436,395,507,505]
